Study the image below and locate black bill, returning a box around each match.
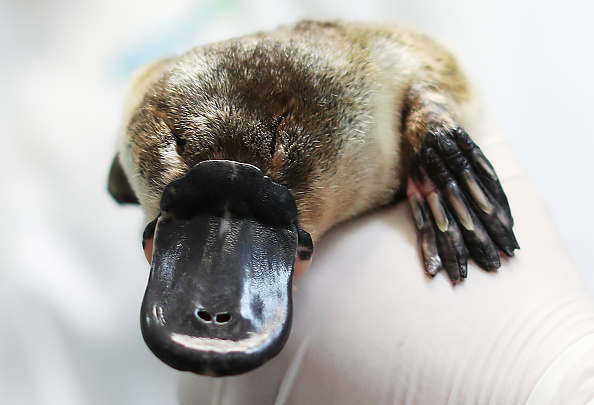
[140,160,311,376]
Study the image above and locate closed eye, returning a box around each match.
[166,120,186,154]
[156,109,187,155]
[271,111,291,157]
[173,131,186,154]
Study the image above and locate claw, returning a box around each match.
[435,209,468,281]
[444,182,474,231]
[420,219,443,276]
[461,170,493,214]
[473,151,498,181]
[427,192,449,232]
[410,195,425,231]
[407,179,442,276]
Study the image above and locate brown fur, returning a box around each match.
[114,21,473,242]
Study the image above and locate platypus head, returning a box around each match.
[106,40,350,376]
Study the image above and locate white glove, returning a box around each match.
[179,120,594,405]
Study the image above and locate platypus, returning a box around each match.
[108,21,518,377]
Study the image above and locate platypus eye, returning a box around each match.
[173,131,186,154]
[270,116,282,157]
[167,122,186,154]
[271,111,291,157]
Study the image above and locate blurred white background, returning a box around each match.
[1,0,592,404]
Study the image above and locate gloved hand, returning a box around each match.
[178,119,594,405]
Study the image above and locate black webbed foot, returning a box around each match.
[406,124,518,282]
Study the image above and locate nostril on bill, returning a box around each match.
[215,312,232,324]
[196,310,213,323]
[195,310,232,324]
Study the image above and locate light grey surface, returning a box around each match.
[1,0,592,404]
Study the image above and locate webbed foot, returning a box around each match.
[406,124,518,282]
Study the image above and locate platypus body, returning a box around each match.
[109,21,518,376]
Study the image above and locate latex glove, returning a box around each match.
[178,119,594,405]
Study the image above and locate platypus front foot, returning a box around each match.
[406,124,519,282]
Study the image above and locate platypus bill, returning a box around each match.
[108,21,518,376]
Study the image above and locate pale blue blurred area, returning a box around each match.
[0,0,592,404]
